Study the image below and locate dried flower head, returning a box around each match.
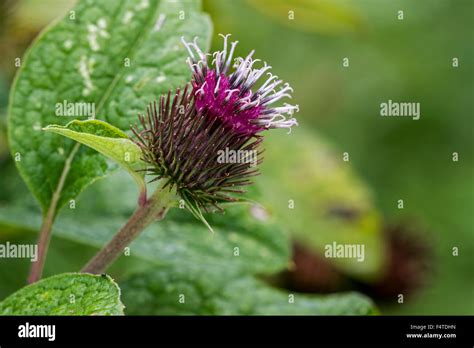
[181,34,299,136]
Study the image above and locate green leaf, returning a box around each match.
[8,0,212,216]
[44,120,146,189]
[0,171,290,276]
[120,267,377,315]
[254,129,386,281]
[0,273,124,315]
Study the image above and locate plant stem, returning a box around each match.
[81,187,175,274]
[27,205,55,284]
[28,143,80,284]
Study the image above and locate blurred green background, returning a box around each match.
[205,0,474,314]
[0,0,473,314]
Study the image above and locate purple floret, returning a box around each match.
[182,34,299,136]
[193,70,263,135]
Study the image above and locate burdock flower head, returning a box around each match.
[132,34,298,230]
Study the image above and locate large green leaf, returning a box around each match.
[0,171,290,276]
[120,267,377,315]
[253,129,386,281]
[8,0,212,216]
[0,273,124,315]
[44,120,146,190]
